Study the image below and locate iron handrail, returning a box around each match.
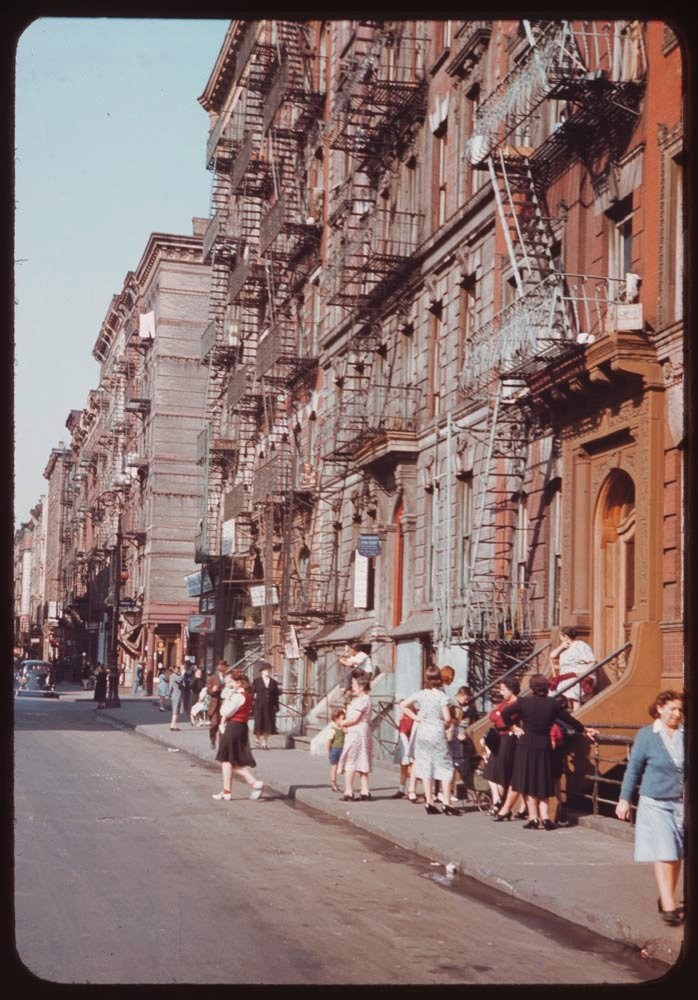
[467,642,551,718]
[552,641,632,700]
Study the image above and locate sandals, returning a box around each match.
[407,793,418,803]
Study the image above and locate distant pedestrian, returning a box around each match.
[616,690,685,926]
[212,670,264,802]
[549,627,597,712]
[180,661,194,714]
[337,668,373,801]
[251,660,280,750]
[191,665,205,703]
[328,709,345,792]
[168,663,186,730]
[93,664,107,709]
[132,660,145,696]
[156,667,169,711]
[206,660,229,751]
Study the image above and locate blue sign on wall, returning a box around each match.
[357,534,381,557]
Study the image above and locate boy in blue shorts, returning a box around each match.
[328,708,346,792]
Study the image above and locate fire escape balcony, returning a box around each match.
[463,580,536,643]
[255,320,316,383]
[470,20,646,165]
[124,383,151,415]
[286,573,343,622]
[200,320,239,366]
[227,256,268,308]
[125,452,149,471]
[196,427,239,467]
[459,271,634,400]
[223,481,253,521]
[322,384,419,462]
[226,365,262,412]
[229,132,273,198]
[252,450,299,504]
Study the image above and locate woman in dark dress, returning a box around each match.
[93,664,107,709]
[498,673,597,829]
[251,660,280,750]
[483,677,523,815]
[213,670,264,801]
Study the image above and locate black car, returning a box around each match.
[20,660,52,690]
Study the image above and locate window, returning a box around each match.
[547,481,561,628]
[466,83,485,196]
[458,272,476,381]
[666,152,684,323]
[513,493,529,586]
[401,324,416,387]
[434,127,449,227]
[425,490,434,602]
[428,305,443,418]
[606,194,634,282]
[457,472,473,590]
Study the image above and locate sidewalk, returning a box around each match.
[58,684,684,968]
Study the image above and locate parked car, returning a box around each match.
[21,660,52,690]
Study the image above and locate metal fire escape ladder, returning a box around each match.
[432,413,454,649]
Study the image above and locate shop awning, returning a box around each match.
[314,617,376,646]
[386,610,434,640]
[117,637,141,658]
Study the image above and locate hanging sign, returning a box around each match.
[189,614,216,633]
[357,534,381,557]
[185,570,213,597]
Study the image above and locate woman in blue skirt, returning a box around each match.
[616,690,685,926]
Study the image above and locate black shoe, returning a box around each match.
[513,810,528,821]
[392,790,405,799]
[523,819,541,829]
[541,819,556,831]
[341,793,355,801]
[492,812,512,822]
[443,805,459,816]
[359,793,373,801]
[425,804,440,815]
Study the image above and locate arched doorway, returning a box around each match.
[594,469,636,660]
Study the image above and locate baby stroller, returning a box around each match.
[190,689,210,727]
[455,753,493,813]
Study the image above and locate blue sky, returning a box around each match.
[14,17,230,527]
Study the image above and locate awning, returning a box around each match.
[117,637,141,658]
[125,622,143,644]
[314,617,376,646]
[299,623,338,647]
[386,610,434,640]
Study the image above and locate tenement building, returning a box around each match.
[35,224,212,688]
[194,18,684,739]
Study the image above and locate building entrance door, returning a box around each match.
[594,469,636,660]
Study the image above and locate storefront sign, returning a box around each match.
[357,534,381,557]
[189,614,216,633]
[185,570,213,597]
[249,584,278,607]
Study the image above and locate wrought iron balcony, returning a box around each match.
[286,572,343,621]
[458,271,629,397]
[322,384,419,460]
[255,321,316,381]
[196,427,238,466]
[470,20,646,164]
[252,451,292,504]
[223,481,253,520]
[462,580,536,643]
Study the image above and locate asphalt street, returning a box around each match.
[13,694,671,986]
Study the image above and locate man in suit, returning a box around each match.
[206,660,229,751]
[251,660,281,750]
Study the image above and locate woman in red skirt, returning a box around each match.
[212,669,264,802]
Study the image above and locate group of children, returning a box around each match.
[326,674,480,802]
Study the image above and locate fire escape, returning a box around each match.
[246,22,341,645]
[198,22,275,565]
[458,19,647,675]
